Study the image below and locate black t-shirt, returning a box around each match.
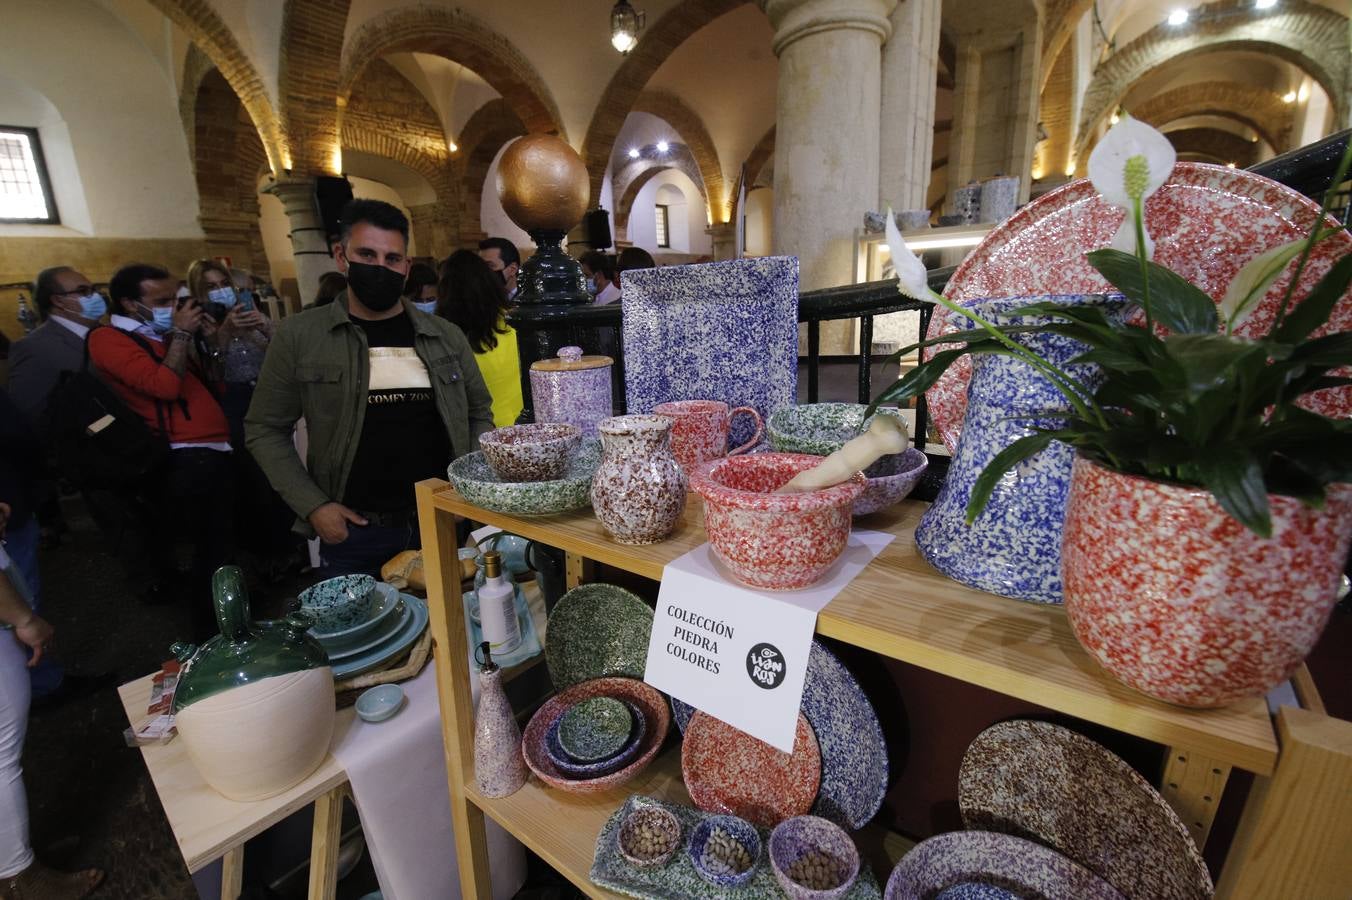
[342,313,453,512]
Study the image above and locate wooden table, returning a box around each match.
[118,676,352,900]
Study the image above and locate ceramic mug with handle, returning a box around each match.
[653,400,764,475]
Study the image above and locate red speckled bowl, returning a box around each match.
[522,677,670,793]
[690,453,865,591]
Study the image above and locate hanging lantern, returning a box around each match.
[610,0,644,54]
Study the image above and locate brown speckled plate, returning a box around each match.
[958,720,1212,900]
[681,711,820,828]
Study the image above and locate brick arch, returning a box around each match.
[192,67,270,274]
[1040,0,1092,92]
[145,0,288,173]
[615,154,708,238]
[1075,0,1349,163]
[631,91,728,224]
[730,124,776,205]
[280,0,352,174]
[1166,127,1260,167]
[582,0,753,203]
[1130,81,1293,151]
[179,43,214,159]
[338,6,564,142]
[344,59,455,202]
[456,101,529,245]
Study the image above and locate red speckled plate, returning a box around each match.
[927,162,1352,452]
[681,711,821,828]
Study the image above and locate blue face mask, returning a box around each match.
[414,299,438,314]
[585,278,600,296]
[207,286,237,309]
[150,306,175,334]
[78,291,107,320]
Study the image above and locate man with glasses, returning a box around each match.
[9,268,107,437]
[247,199,495,577]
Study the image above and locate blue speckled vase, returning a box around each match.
[915,294,1124,604]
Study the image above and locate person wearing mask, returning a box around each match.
[478,237,521,301]
[9,268,107,438]
[436,250,523,428]
[404,262,439,314]
[580,251,621,306]
[89,264,233,631]
[313,270,347,308]
[186,260,272,442]
[247,200,495,578]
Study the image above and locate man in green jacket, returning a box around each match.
[246,199,494,577]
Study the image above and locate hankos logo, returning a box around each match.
[746,643,786,690]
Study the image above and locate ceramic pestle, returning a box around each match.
[775,414,909,494]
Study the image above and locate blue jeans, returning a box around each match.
[318,514,420,579]
[3,519,62,698]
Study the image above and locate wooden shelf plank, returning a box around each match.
[427,482,1277,775]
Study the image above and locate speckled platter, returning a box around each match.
[558,696,633,761]
[545,583,652,691]
[934,883,1017,899]
[767,404,907,471]
[590,795,883,900]
[883,832,1126,900]
[522,678,669,793]
[958,720,1212,900]
[622,257,799,449]
[927,163,1352,452]
[673,640,888,831]
[447,439,600,516]
[545,699,647,779]
[682,711,821,828]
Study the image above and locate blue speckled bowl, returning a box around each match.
[299,574,376,634]
[687,815,761,888]
[545,700,647,778]
[767,404,908,476]
[769,815,860,900]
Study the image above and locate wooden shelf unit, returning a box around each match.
[415,480,1352,900]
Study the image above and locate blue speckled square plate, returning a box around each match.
[590,794,882,899]
[672,640,888,831]
[621,257,799,448]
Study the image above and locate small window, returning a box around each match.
[655,203,670,249]
[0,127,58,224]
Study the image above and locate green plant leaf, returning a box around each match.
[866,343,1016,413]
[1220,239,1305,333]
[1087,248,1219,334]
[1197,449,1272,538]
[1271,254,1352,344]
[1290,332,1352,367]
[964,432,1056,524]
[1163,333,1267,395]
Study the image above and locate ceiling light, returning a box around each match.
[1166,8,1189,25]
[1227,162,1237,168]
[1298,83,1310,102]
[448,139,458,153]
[610,0,644,54]
[1109,112,1120,125]
[628,147,640,159]
[1255,0,1276,8]
[656,140,669,153]
[1282,91,1297,103]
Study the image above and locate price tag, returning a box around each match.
[643,530,893,752]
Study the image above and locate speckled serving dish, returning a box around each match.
[883,832,1124,900]
[447,439,600,516]
[479,422,581,482]
[767,404,908,473]
[769,815,861,900]
[544,699,647,779]
[852,448,929,518]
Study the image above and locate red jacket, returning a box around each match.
[88,327,230,446]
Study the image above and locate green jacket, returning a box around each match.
[245,294,495,534]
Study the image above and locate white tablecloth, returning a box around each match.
[332,665,526,900]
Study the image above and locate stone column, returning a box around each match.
[879,0,942,211]
[263,176,337,307]
[767,0,897,356]
[706,222,737,261]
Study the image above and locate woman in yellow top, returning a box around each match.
[436,249,523,427]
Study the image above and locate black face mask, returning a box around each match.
[346,261,406,312]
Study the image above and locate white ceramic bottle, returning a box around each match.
[478,550,521,654]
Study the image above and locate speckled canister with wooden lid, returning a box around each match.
[530,346,613,437]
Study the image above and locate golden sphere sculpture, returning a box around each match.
[496,134,590,233]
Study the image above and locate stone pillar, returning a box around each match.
[706,222,737,261]
[879,0,942,211]
[767,0,897,356]
[263,176,337,307]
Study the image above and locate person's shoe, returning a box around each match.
[0,862,103,899]
[29,673,119,714]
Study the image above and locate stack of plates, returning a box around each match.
[311,583,428,680]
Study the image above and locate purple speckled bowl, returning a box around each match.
[480,423,581,482]
[883,831,1125,900]
[687,815,761,888]
[543,699,647,778]
[853,448,929,517]
[768,815,860,900]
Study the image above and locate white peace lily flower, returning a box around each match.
[1088,115,1177,260]
[884,208,932,301]
[1219,238,1306,333]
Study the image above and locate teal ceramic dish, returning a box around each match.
[355,684,405,723]
[768,404,908,474]
[558,696,634,762]
[310,582,402,647]
[300,574,376,634]
[331,594,428,680]
[448,440,601,516]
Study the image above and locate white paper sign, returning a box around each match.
[643,530,894,752]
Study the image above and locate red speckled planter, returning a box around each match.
[690,453,865,591]
[1062,456,1352,708]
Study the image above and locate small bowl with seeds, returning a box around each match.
[687,814,760,888]
[768,815,860,900]
[618,806,681,869]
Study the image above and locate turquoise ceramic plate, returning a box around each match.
[312,583,403,648]
[322,599,408,660]
[331,595,428,680]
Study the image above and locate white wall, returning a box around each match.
[628,169,711,257]
[0,0,201,239]
[481,137,533,249]
[744,187,773,257]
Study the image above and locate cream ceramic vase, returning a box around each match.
[590,414,688,545]
[172,566,335,801]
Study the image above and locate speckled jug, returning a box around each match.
[473,644,527,798]
[591,415,688,545]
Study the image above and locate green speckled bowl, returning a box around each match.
[767,404,907,474]
[448,439,600,516]
[545,583,653,691]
